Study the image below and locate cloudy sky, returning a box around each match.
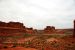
[0,0,75,29]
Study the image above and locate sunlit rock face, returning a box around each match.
[44,26,55,34]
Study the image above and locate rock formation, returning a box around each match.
[0,21,25,29]
[26,28,34,34]
[73,20,75,37]
[0,21,36,36]
[44,26,55,34]
[0,21,26,36]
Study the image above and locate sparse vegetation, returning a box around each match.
[3,46,8,48]
[0,34,75,50]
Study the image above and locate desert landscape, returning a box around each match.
[0,20,75,50]
[0,0,75,50]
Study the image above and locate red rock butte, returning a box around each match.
[0,21,35,36]
[44,26,55,33]
[0,21,56,35]
[0,20,74,36]
[73,20,75,37]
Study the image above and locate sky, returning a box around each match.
[0,0,75,29]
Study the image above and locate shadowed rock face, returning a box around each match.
[8,22,25,29]
[0,21,25,29]
[26,28,34,34]
[73,20,75,37]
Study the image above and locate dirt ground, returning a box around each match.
[0,47,37,50]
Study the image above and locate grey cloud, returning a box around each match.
[0,0,75,29]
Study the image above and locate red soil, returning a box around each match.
[0,47,37,50]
